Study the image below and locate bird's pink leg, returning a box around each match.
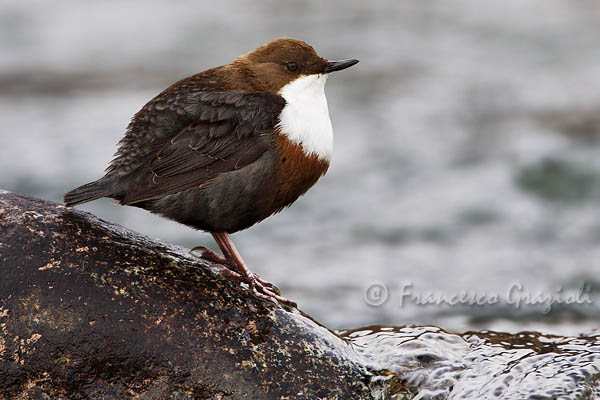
[191,232,295,306]
[190,242,279,293]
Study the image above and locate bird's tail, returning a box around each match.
[64,179,111,207]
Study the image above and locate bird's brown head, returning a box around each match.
[234,38,359,93]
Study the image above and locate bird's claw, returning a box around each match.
[208,262,294,306]
[190,246,228,264]
[191,246,282,296]
[192,243,292,305]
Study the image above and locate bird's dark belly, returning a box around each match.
[142,147,327,233]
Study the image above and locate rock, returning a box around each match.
[516,157,600,203]
[538,106,600,143]
[0,190,388,399]
[1,189,599,400]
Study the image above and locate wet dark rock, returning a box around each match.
[0,190,387,399]
[539,107,600,143]
[516,158,600,202]
[2,190,599,399]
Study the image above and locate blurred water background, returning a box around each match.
[1,0,599,336]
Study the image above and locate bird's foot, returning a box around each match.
[190,246,294,306]
[211,263,296,307]
[243,272,297,307]
[191,246,281,294]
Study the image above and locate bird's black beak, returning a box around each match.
[323,59,359,73]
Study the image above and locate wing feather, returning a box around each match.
[120,91,285,205]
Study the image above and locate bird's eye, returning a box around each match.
[286,62,298,72]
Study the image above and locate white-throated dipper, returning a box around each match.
[64,38,358,305]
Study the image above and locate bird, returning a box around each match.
[64,38,358,305]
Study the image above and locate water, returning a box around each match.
[343,325,600,399]
[1,1,600,334]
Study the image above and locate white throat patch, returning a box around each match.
[276,74,333,161]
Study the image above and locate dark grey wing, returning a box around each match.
[119,91,285,205]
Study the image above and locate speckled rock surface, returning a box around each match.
[3,190,599,400]
[0,190,386,400]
